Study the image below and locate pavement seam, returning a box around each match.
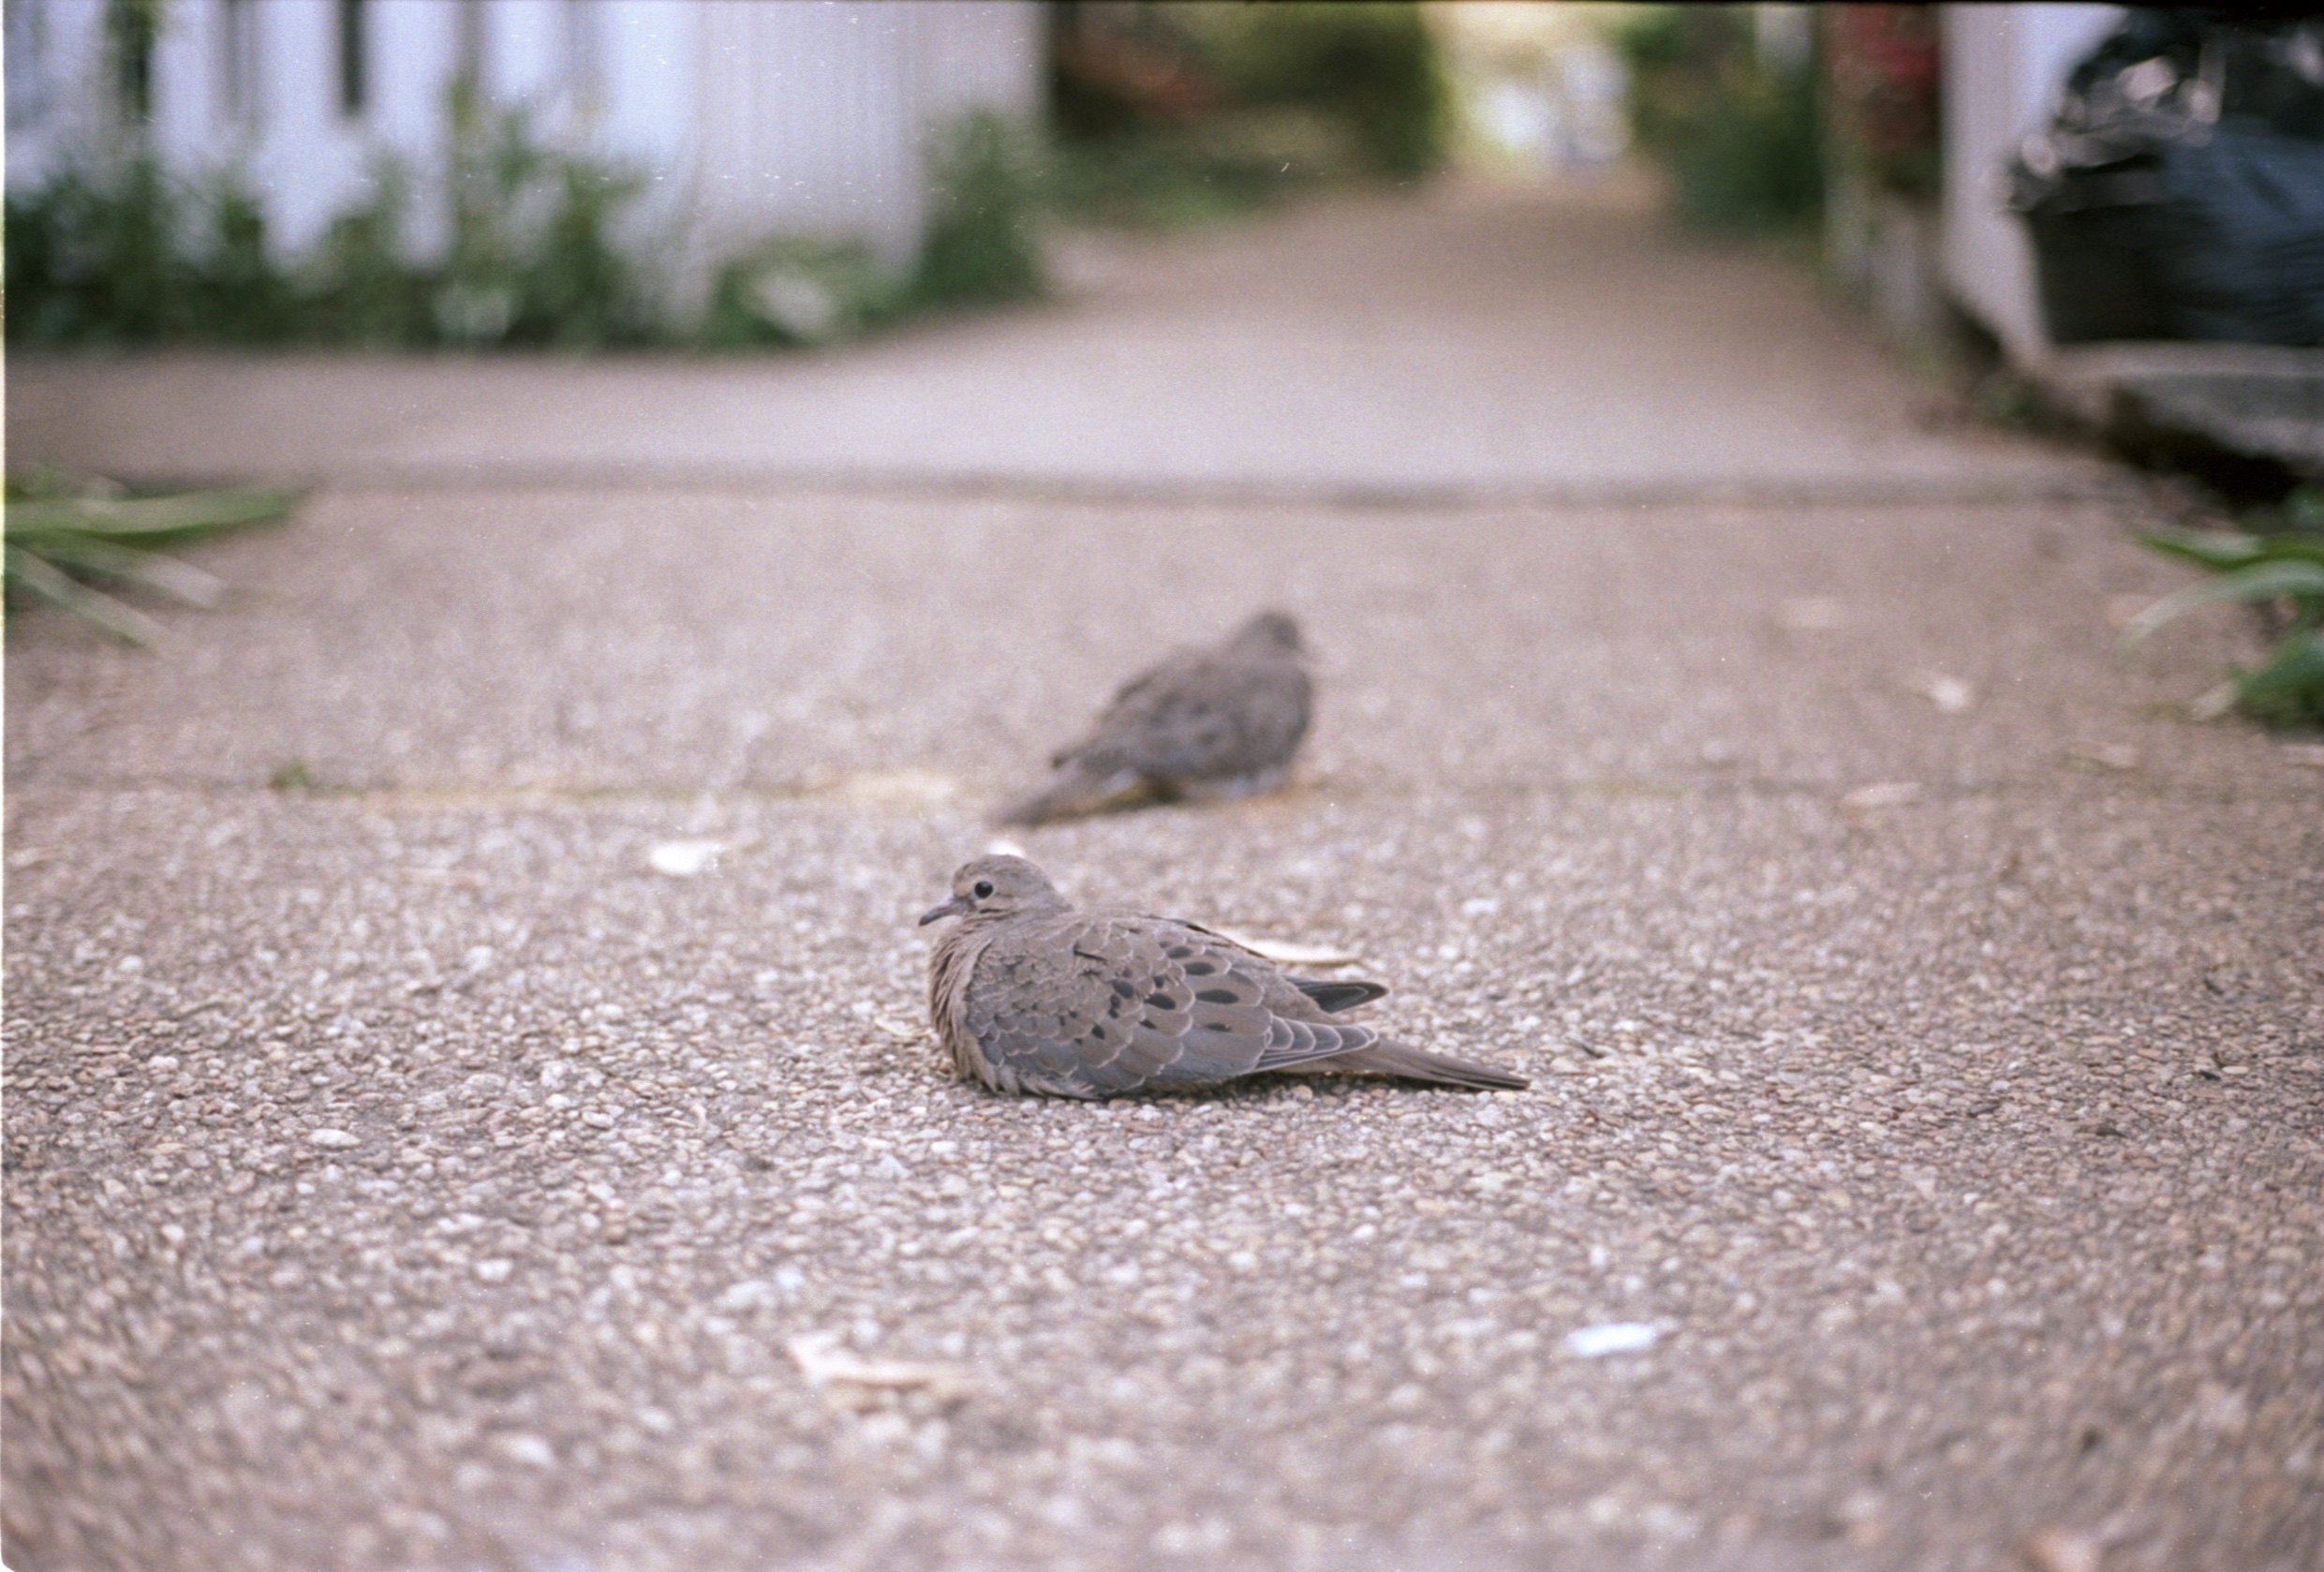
[155,465,2133,512]
[7,773,2314,808]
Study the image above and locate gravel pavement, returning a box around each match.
[6,179,2321,1572]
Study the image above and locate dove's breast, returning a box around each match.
[928,926,1003,1089]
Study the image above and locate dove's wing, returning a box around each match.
[1068,649,1310,787]
[1045,652,1185,770]
[1124,657,1310,783]
[1169,921,1385,1015]
[962,912,1379,1096]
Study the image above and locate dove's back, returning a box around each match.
[1081,646,1311,788]
[999,613,1313,825]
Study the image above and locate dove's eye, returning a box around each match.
[972,880,995,899]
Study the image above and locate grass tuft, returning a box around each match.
[5,470,300,645]
[2125,486,2324,728]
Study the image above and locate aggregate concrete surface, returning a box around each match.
[6,179,2320,1572]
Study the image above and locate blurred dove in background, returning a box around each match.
[999,610,1312,824]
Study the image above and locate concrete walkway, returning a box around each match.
[10,177,2095,504]
[6,177,2319,1572]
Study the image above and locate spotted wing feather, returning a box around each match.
[961,913,1375,1097]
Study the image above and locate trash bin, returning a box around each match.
[2009,11,2324,347]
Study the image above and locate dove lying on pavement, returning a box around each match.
[999,611,1312,825]
[919,855,1529,1098]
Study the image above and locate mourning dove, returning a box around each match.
[999,611,1312,825]
[919,855,1529,1098]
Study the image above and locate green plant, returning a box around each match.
[105,0,164,122]
[1045,110,1354,230]
[5,156,188,342]
[1208,2,1446,180]
[704,113,1045,347]
[1618,6,1822,232]
[914,112,1045,308]
[436,101,653,347]
[2125,495,2324,727]
[4,102,1053,351]
[4,470,299,645]
[6,103,654,349]
[703,238,906,349]
[3,156,307,345]
[303,157,431,345]
[1046,2,1439,230]
[194,179,300,342]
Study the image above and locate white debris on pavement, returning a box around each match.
[1212,930,1360,968]
[648,839,724,877]
[1839,781,1922,814]
[786,1330,967,1399]
[1566,1322,1661,1357]
[1917,675,1976,713]
[2022,1526,2101,1572]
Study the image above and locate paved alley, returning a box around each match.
[6,177,2318,1572]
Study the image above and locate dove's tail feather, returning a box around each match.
[996,763,1156,826]
[1294,977,1389,1014]
[1309,1039,1530,1091]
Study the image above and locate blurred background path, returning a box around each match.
[7,171,2319,1572]
[9,174,2099,504]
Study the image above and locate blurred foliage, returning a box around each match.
[1822,5,1940,200]
[703,239,906,350]
[914,112,1046,308]
[7,103,1049,350]
[1206,3,1446,180]
[2126,487,2324,728]
[204,182,301,341]
[4,469,299,646]
[434,98,655,347]
[1616,6,1822,232]
[303,160,432,345]
[1045,111,1357,229]
[6,104,653,349]
[2,158,286,343]
[5,10,1439,345]
[1046,1,1443,228]
[703,114,1044,349]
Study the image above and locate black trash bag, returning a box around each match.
[2008,11,2324,347]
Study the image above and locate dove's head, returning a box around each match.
[1232,610,1304,658]
[918,855,1071,927]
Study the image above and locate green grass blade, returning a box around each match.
[2120,559,2324,651]
[2247,534,2324,568]
[2232,630,2324,727]
[2,486,299,543]
[3,545,165,645]
[12,534,226,607]
[2137,527,2268,570]
[2206,557,2324,603]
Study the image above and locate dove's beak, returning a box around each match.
[918,896,970,927]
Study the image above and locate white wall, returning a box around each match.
[1940,4,2124,363]
[4,0,1041,289]
[7,0,118,183]
[688,3,1040,273]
